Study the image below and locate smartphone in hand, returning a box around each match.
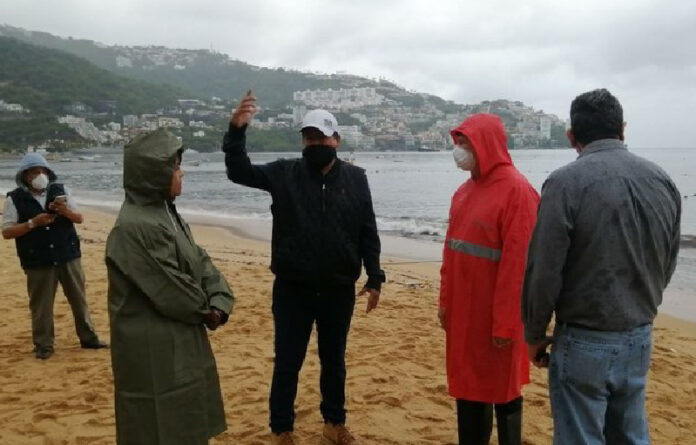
[48,195,67,214]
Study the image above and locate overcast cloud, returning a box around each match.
[2,0,695,147]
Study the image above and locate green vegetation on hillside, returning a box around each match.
[0,36,184,115]
[0,36,195,151]
[174,126,300,153]
[0,116,81,152]
[0,26,356,108]
[247,128,302,152]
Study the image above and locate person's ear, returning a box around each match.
[566,129,578,150]
[327,136,340,148]
[620,122,627,141]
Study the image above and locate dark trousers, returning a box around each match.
[269,279,355,434]
[457,397,523,445]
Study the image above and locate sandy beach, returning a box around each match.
[1,205,695,444]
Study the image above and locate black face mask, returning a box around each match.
[302,145,337,171]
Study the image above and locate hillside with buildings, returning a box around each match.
[0,25,569,152]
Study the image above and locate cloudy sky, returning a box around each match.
[2,0,695,147]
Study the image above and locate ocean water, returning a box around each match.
[1,147,695,320]
[2,147,694,239]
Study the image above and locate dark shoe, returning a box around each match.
[35,348,53,360]
[81,340,109,349]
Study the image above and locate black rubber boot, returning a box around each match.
[494,397,522,445]
[457,399,494,445]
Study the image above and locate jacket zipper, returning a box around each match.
[318,180,327,292]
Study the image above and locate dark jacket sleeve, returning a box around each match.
[522,177,574,343]
[222,123,276,192]
[359,172,386,291]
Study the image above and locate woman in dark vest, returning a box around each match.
[1,153,106,359]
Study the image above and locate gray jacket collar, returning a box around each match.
[578,138,627,158]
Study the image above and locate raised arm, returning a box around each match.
[223,91,276,191]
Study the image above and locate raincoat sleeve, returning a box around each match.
[359,173,385,290]
[107,223,210,325]
[492,185,539,340]
[522,177,573,344]
[223,123,280,192]
[197,245,235,316]
[439,218,453,309]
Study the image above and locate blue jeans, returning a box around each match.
[549,323,652,445]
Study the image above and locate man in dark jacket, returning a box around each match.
[2,153,106,359]
[223,92,385,445]
[522,89,681,444]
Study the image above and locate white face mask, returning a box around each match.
[30,173,49,191]
[453,146,475,171]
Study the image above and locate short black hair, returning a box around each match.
[570,88,624,145]
[301,127,340,141]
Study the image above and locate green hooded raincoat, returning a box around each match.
[105,129,234,445]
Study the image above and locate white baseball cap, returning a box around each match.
[301,109,339,137]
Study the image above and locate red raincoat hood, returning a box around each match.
[450,113,512,179]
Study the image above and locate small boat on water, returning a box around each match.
[76,154,102,161]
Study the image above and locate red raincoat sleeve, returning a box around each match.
[492,185,539,339]
[439,222,453,309]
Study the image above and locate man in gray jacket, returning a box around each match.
[522,89,681,444]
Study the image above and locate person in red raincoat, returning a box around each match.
[439,113,539,445]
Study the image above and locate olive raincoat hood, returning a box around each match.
[106,129,234,445]
[123,128,181,205]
